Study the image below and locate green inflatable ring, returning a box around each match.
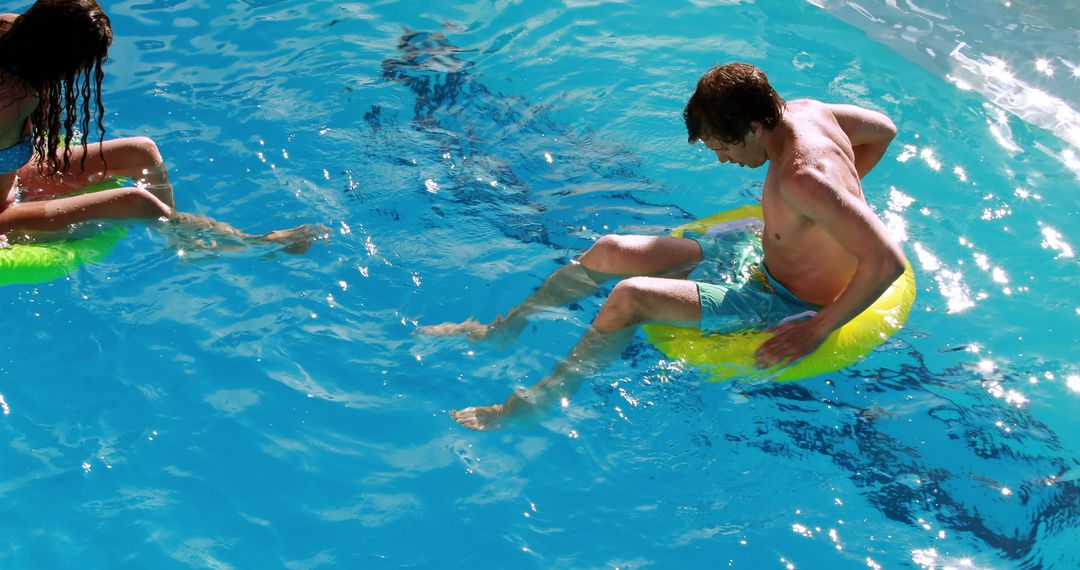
[0,178,129,286]
[642,204,916,382]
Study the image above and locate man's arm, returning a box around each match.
[828,104,897,179]
[754,168,907,368]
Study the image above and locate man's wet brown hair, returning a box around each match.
[0,0,112,175]
[684,62,785,144]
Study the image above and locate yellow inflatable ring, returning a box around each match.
[642,204,916,382]
[0,178,129,286]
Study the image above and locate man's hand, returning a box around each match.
[754,319,831,369]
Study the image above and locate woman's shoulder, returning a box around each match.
[0,67,37,132]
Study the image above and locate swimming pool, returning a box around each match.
[1,0,1077,567]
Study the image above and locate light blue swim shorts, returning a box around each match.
[683,217,821,334]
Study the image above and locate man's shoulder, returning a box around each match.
[773,139,855,202]
[777,160,828,190]
[783,98,828,115]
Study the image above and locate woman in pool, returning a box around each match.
[0,0,324,252]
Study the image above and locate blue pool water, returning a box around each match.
[2,0,1078,567]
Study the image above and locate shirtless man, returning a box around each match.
[427,63,907,430]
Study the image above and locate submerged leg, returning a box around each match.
[451,276,701,430]
[420,260,615,342]
[422,234,702,344]
[166,212,329,255]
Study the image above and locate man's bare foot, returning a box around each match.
[450,404,507,431]
[419,314,525,347]
[261,224,330,254]
[420,318,493,340]
[451,390,542,431]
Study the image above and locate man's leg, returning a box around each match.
[421,234,703,342]
[450,275,701,430]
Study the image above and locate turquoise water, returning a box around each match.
[2,0,1078,568]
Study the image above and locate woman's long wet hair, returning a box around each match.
[0,0,111,175]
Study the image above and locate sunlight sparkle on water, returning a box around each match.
[942,274,975,312]
[1013,187,1039,200]
[1039,225,1075,258]
[912,548,938,568]
[884,211,908,242]
[913,242,941,271]
[1067,375,1080,393]
[1005,388,1028,406]
[919,147,943,171]
[984,55,1015,83]
[911,243,978,312]
[888,187,915,211]
[896,144,917,162]
[987,109,1023,153]
[1061,148,1080,174]
[912,548,986,569]
[974,253,990,270]
[1034,58,1054,77]
[948,75,974,90]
